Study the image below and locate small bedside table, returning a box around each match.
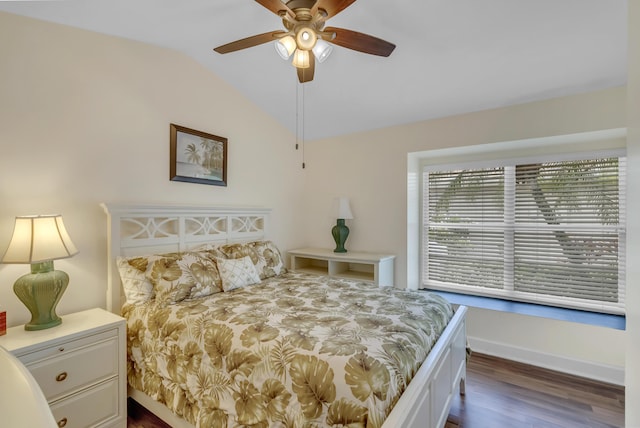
[0,308,126,428]
[289,248,396,286]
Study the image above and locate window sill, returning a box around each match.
[428,290,625,330]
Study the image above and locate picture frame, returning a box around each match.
[170,123,228,186]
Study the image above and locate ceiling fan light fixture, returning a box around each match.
[212,0,396,84]
[292,49,310,68]
[296,27,317,51]
[275,35,297,60]
[312,38,333,63]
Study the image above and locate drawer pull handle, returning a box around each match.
[57,417,67,427]
[58,347,64,352]
[56,372,68,382]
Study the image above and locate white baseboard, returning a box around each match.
[468,336,625,386]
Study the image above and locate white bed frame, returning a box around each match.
[102,203,467,428]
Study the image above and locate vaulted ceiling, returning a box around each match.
[0,0,627,140]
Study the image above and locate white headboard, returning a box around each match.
[101,203,270,314]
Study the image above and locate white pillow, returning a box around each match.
[216,256,261,292]
[116,255,158,304]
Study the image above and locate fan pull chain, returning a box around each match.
[301,79,305,169]
[295,79,306,169]
[295,79,298,152]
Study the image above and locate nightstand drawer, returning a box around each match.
[26,335,119,402]
[17,329,117,364]
[50,378,119,428]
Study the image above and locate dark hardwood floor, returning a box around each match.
[127,353,625,428]
[127,398,171,428]
[446,353,624,428]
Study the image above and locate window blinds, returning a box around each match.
[423,156,625,314]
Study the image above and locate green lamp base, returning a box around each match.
[13,261,67,331]
[332,218,350,253]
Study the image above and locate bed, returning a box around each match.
[102,203,467,428]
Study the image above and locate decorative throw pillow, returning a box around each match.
[147,252,222,304]
[192,242,227,256]
[218,242,259,264]
[116,253,179,304]
[216,256,262,292]
[182,252,223,299]
[146,256,191,304]
[249,240,287,279]
[198,246,228,262]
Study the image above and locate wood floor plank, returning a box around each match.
[127,352,625,427]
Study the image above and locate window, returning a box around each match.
[422,154,626,315]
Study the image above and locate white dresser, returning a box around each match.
[289,247,396,286]
[0,308,126,428]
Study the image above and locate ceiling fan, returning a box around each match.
[213,0,396,83]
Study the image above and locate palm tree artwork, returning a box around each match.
[175,132,224,181]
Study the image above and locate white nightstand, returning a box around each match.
[0,308,126,428]
[289,248,396,286]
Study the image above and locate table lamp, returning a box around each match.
[1,215,78,331]
[331,197,353,253]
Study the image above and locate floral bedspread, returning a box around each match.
[123,271,453,428]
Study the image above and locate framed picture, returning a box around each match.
[170,124,227,186]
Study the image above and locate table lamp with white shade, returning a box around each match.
[1,215,78,331]
[331,197,353,253]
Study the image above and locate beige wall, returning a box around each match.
[303,87,627,383]
[626,1,639,426]
[0,12,306,326]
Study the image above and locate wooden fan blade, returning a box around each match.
[315,0,356,18]
[297,54,315,83]
[255,0,294,17]
[323,26,395,57]
[214,31,286,54]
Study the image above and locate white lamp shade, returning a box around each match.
[275,35,296,60]
[333,197,354,220]
[292,49,311,69]
[2,215,78,264]
[312,39,333,63]
[295,27,317,51]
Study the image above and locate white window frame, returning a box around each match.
[414,130,627,315]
